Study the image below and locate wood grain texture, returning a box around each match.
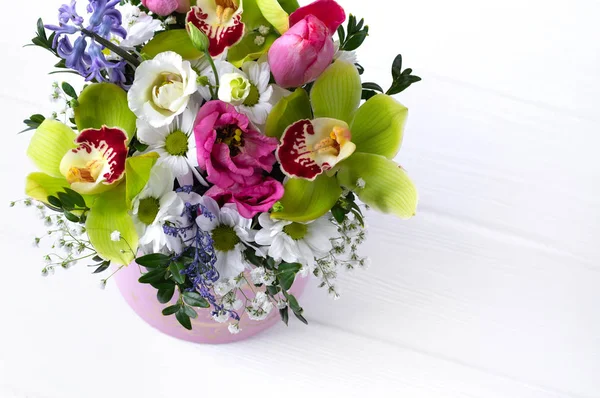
[0,0,598,397]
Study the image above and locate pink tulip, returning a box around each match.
[268,0,346,88]
[141,0,190,16]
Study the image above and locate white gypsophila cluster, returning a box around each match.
[313,212,370,300]
[14,199,93,276]
[250,266,276,286]
[49,82,75,123]
[246,292,274,321]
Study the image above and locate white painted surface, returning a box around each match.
[0,0,598,397]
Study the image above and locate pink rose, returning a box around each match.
[206,178,284,219]
[194,101,279,189]
[141,0,190,16]
[268,0,346,88]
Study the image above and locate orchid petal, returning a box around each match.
[351,94,408,159]
[142,29,203,60]
[26,120,77,178]
[271,174,341,222]
[75,83,136,138]
[25,173,72,204]
[336,153,418,219]
[310,60,361,124]
[227,32,277,67]
[278,0,300,14]
[187,1,245,57]
[256,0,289,34]
[86,183,138,265]
[125,152,160,208]
[265,88,312,138]
[241,0,269,29]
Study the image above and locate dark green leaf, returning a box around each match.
[92,255,104,262]
[30,114,46,124]
[37,18,47,41]
[176,309,192,330]
[277,272,296,291]
[294,312,308,325]
[286,293,302,313]
[266,285,281,296]
[47,195,62,209]
[169,261,186,284]
[182,291,210,308]
[344,29,368,51]
[184,306,198,319]
[278,262,302,274]
[63,187,86,208]
[133,139,149,153]
[244,248,263,267]
[279,306,289,326]
[348,14,357,34]
[355,18,365,32]
[61,82,78,99]
[392,54,403,80]
[92,261,110,274]
[57,192,75,210]
[361,90,378,101]
[136,253,171,268]
[337,25,346,46]
[356,63,365,75]
[331,205,347,223]
[157,284,176,304]
[362,82,383,92]
[162,304,180,316]
[138,268,167,284]
[63,211,80,223]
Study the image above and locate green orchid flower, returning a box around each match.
[266,60,418,222]
[24,83,154,265]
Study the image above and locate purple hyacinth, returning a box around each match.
[46,0,131,87]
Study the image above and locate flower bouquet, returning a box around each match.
[19,0,420,342]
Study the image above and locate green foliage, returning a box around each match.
[387,54,422,95]
[47,187,90,223]
[331,192,365,227]
[20,114,46,134]
[337,15,369,52]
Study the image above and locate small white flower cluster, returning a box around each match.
[250,266,276,286]
[49,82,75,122]
[246,292,274,321]
[313,212,370,300]
[253,25,271,46]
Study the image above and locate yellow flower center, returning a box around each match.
[313,126,352,157]
[216,0,238,24]
[65,159,105,184]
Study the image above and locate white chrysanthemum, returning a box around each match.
[136,100,206,183]
[235,61,276,126]
[128,51,198,128]
[192,56,235,102]
[194,197,255,281]
[333,41,358,65]
[255,213,339,267]
[132,165,184,254]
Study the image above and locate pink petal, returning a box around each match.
[289,0,346,34]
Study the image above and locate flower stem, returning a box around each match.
[204,52,219,99]
[81,28,141,68]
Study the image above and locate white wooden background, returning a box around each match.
[1,0,599,397]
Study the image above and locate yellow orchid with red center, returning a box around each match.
[266,60,418,222]
[25,83,157,265]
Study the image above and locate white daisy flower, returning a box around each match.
[194,197,255,281]
[192,56,235,102]
[132,165,185,254]
[136,100,206,184]
[333,41,358,65]
[255,213,339,267]
[236,61,276,126]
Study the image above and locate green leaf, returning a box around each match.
[138,268,167,284]
[227,32,277,68]
[294,312,308,325]
[125,153,159,207]
[92,261,111,274]
[362,82,383,92]
[286,293,302,313]
[187,22,209,53]
[256,0,290,34]
[157,284,176,304]
[278,262,302,274]
[136,253,171,268]
[74,83,136,138]
[63,211,80,223]
[331,204,347,223]
[279,306,289,325]
[343,29,368,51]
[25,173,72,204]
[392,54,403,80]
[265,88,312,139]
[57,191,76,210]
[86,183,138,265]
[176,309,192,330]
[47,196,63,209]
[182,292,210,308]
[63,188,87,208]
[142,29,203,60]
[169,261,186,284]
[336,153,418,219]
[271,175,342,222]
[26,120,76,177]
[277,271,296,291]
[350,94,408,159]
[183,306,198,319]
[311,61,362,124]
[162,304,180,316]
[61,82,78,99]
